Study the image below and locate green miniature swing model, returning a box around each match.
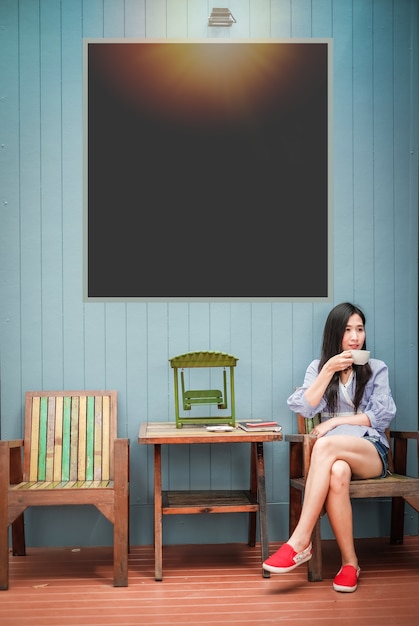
[169,351,239,428]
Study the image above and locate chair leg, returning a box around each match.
[307,518,322,581]
[289,486,322,581]
[289,485,302,535]
[248,443,257,547]
[390,496,405,544]
[113,438,129,587]
[0,523,9,590]
[0,442,10,590]
[113,514,128,586]
[11,514,26,556]
[0,514,25,590]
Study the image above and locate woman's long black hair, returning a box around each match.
[318,302,372,415]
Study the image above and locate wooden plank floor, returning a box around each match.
[1,537,419,625]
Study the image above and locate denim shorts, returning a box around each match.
[363,435,389,478]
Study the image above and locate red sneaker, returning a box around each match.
[263,542,312,573]
[333,565,361,592]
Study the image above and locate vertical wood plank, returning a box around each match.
[78,396,87,481]
[61,0,85,391]
[167,0,187,38]
[29,397,40,482]
[83,305,106,388]
[392,0,418,418]
[249,0,270,37]
[312,0,332,37]
[69,396,79,481]
[39,0,65,389]
[37,396,48,481]
[372,0,396,358]
[289,0,313,37]
[19,0,43,394]
[126,304,149,505]
[103,304,127,428]
[124,0,146,38]
[271,0,291,37]
[102,395,110,481]
[94,396,103,480]
[352,0,374,311]
[86,396,95,481]
[61,396,71,481]
[145,0,167,37]
[186,0,208,38]
[53,397,64,482]
[45,396,56,481]
[332,0,356,302]
[0,1,21,428]
[104,0,125,37]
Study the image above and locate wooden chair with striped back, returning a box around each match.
[286,413,419,582]
[0,390,129,590]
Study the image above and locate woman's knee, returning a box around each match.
[329,460,351,492]
[311,436,336,463]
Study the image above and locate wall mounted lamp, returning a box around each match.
[208,8,236,27]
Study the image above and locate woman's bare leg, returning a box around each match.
[325,460,357,567]
[286,436,382,553]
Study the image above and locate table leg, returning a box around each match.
[248,443,257,547]
[254,441,270,578]
[153,443,163,581]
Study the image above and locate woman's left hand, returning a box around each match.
[310,419,337,437]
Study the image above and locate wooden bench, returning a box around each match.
[0,390,129,589]
[285,414,419,581]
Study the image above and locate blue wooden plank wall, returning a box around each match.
[0,0,418,547]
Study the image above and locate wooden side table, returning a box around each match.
[138,421,282,580]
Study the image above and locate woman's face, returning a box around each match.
[341,313,366,351]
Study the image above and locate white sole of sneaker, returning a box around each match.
[333,566,360,592]
[333,582,358,592]
[263,546,313,574]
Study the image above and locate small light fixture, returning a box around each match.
[208,8,236,27]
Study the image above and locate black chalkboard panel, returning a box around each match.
[84,40,331,300]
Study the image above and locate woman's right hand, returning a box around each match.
[304,351,354,408]
[326,350,354,373]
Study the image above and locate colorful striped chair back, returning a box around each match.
[23,391,117,486]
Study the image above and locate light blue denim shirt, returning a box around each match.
[287,358,397,448]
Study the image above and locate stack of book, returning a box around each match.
[237,421,282,432]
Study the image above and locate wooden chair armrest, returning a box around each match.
[390,431,419,476]
[285,433,318,443]
[390,430,419,440]
[113,438,130,483]
[114,437,130,445]
[2,439,24,448]
[285,433,317,479]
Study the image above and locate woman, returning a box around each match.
[263,302,396,592]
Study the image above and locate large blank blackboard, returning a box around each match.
[84,40,331,300]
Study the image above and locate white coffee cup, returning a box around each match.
[351,349,370,365]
